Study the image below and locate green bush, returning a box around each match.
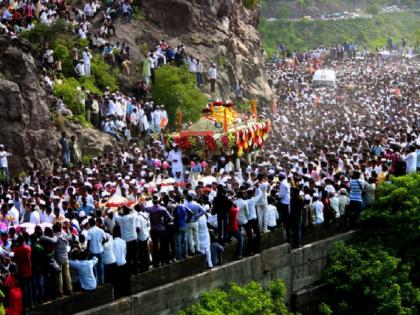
[152,65,207,128]
[20,19,68,51]
[90,55,119,91]
[53,77,101,115]
[320,174,420,315]
[178,280,295,315]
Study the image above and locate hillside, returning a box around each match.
[0,0,273,173]
[259,11,420,54]
[261,0,419,19]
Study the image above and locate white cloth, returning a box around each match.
[266,204,279,227]
[87,226,105,254]
[136,212,150,241]
[405,152,417,174]
[113,237,127,266]
[115,212,137,242]
[103,233,116,265]
[313,200,324,224]
[29,211,40,225]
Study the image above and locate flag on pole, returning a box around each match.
[223,107,228,132]
[251,99,257,118]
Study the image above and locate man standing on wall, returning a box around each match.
[208,63,217,93]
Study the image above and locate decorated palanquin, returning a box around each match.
[165,100,271,158]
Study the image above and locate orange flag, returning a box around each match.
[160,116,168,129]
[223,107,228,132]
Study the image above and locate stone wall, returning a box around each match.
[75,231,356,315]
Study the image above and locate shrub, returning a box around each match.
[90,55,119,91]
[20,19,68,51]
[152,65,207,128]
[178,280,295,315]
[320,174,420,315]
[53,77,101,115]
[244,0,260,10]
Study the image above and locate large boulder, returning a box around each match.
[121,0,272,104]
[0,36,116,175]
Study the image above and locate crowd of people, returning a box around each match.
[0,48,418,313]
[1,0,420,312]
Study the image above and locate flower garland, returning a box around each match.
[165,120,271,156]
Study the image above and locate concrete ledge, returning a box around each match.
[76,230,356,315]
[29,221,351,315]
[27,284,114,315]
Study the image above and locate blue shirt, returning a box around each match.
[69,257,98,290]
[174,204,191,229]
[349,179,364,202]
[186,201,205,223]
[78,204,94,216]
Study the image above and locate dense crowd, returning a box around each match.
[0,49,418,312]
[1,0,420,311]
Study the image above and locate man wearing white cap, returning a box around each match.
[167,144,183,178]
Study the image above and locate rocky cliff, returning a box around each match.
[117,0,273,102]
[0,36,116,175]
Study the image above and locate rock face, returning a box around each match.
[118,0,272,103]
[0,36,116,174]
[0,37,59,173]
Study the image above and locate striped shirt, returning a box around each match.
[349,179,365,202]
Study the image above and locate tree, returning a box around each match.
[20,19,68,51]
[277,4,291,20]
[152,65,207,128]
[320,174,420,314]
[178,280,295,315]
[322,242,420,315]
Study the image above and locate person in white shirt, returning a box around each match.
[245,187,262,254]
[266,202,279,230]
[167,145,183,177]
[338,188,350,217]
[7,201,19,227]
[69,251,98,291]
[312,193,324,224]
[87,218,107,285]
[329,192,340,218]
[29,204,41,225]
[115,207,138,274]
[277,173,291,240]
[208,63,217,93]
[103,232,116,284]
[82,48,92,76]
[75,60,85,77]
[0,144,12,179]
[405,146,417,174]
[197,213,212,268]
[112,224,130,297]
[135,205,150,272]
[41,206,55,224]
[256,175,270,233]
